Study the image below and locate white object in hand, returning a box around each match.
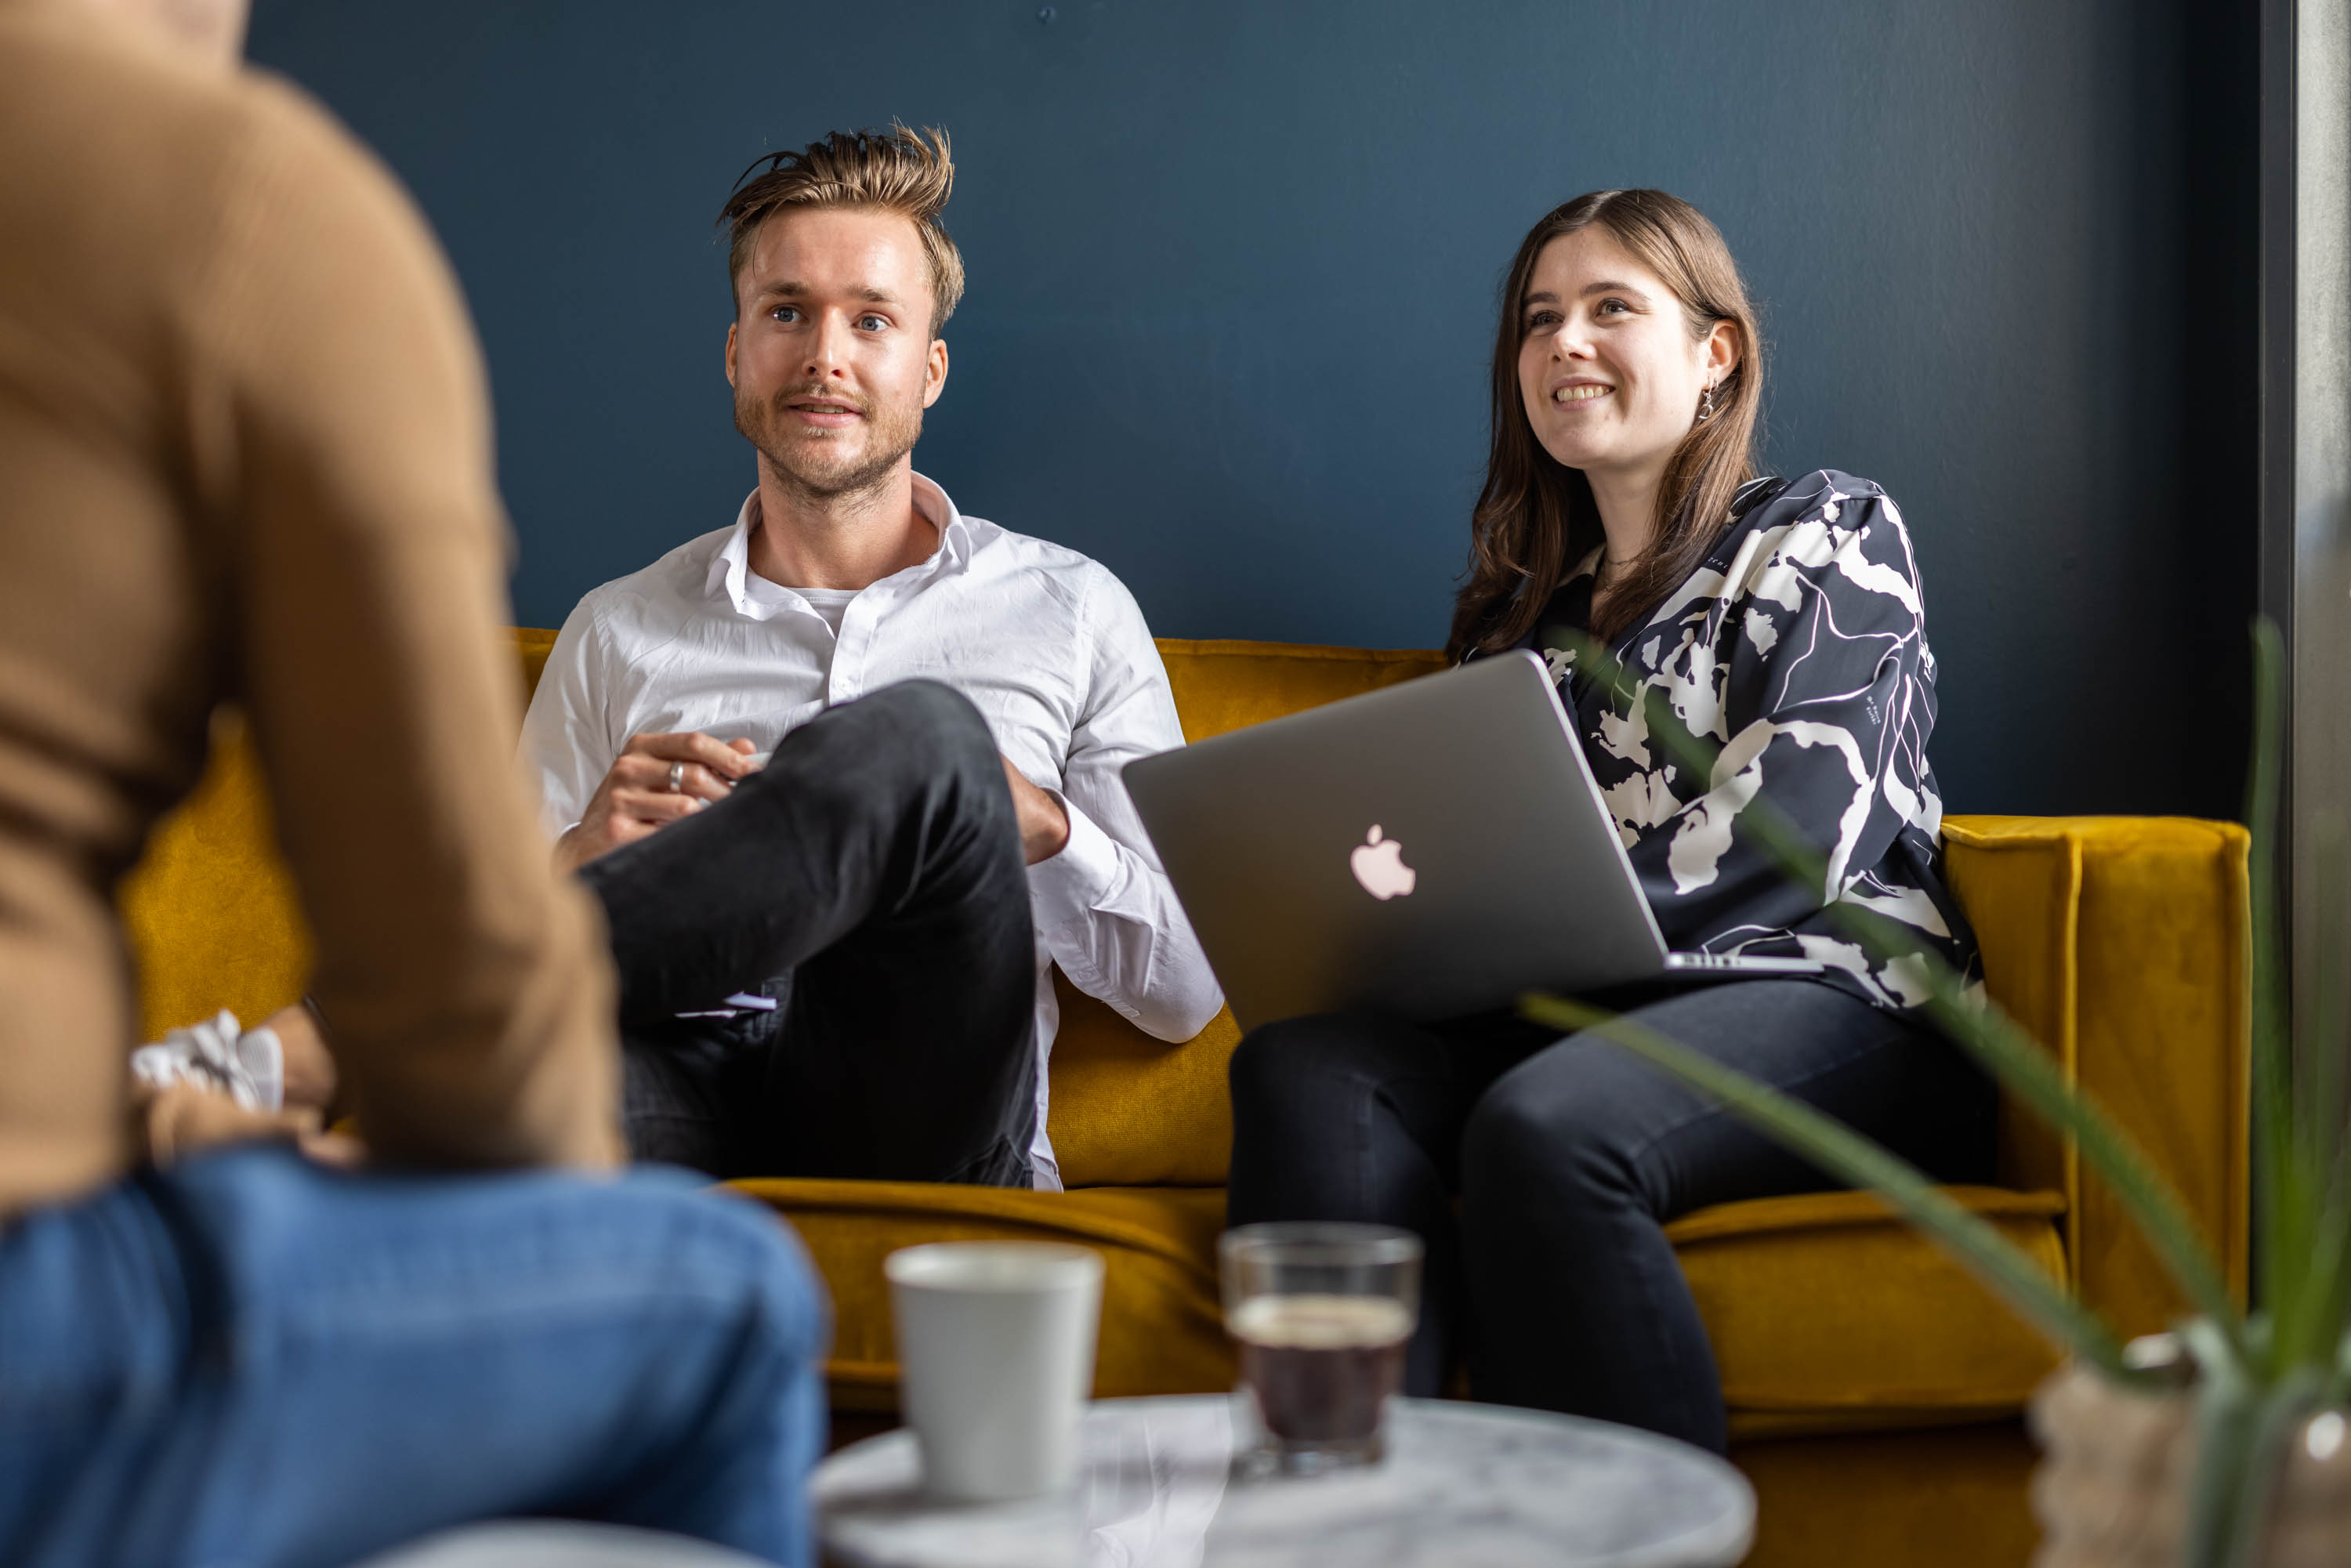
[885,1241,1104,1503]
[129,1010,284,1111]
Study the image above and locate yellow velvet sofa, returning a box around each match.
[118,633,2249,1568]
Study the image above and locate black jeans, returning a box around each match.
[578,682,1038,1188]
[1225,980,1994,1454]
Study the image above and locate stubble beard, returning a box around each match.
[735,382,925,509]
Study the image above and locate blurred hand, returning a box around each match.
[262,1001,338,1111]
[132,1081,324,1166]
[297,1128,368,1168]
[556,733,760,873]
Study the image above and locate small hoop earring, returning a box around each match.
[1698,382,1716,423]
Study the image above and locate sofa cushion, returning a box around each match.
[732,1176,2065,1436]
[1668,1186,2066,1437]
[1047,976,1238,1187]
[728,1178,1233,1413]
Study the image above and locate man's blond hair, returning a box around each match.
[718,124,965,336]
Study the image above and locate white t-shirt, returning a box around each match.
[793,587,857,638]
[744,574,855,644]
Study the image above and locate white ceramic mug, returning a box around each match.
[885,1241,1105,1502]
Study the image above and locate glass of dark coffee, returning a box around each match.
[1219,1222,1423,1478]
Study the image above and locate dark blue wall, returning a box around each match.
[246,0,2255,819]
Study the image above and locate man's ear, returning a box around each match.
[923,336,949,409]
[724,321,739,389]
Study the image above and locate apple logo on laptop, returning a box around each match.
[1349,825,1417,900]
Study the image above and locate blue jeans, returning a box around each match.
[0,1144,828,1568]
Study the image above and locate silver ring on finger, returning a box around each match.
[667,761,686,794]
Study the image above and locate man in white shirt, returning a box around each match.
[520,125,1222,1190]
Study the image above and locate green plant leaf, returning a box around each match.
[2232,621,2351,1389]
[2182,1317,2258,1568]
[2247,618,2295,1376]
[1563,639,2247,1362]
[1519,990,2139,1379]
[2277,1159,2351,1390]
[2231,1369,2323,1568]
[2181,1318,2319,1568]
[2279,811,2351,1379]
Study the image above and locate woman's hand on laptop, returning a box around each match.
[555,733,761,874]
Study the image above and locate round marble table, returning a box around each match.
[814,1395,1754,1567]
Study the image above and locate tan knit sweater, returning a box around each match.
[0,0,620,1218]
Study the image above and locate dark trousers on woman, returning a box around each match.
[578,681,1040,1187]
[1225,980,1994,1454]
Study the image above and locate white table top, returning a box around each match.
[815,1394,1755,1567]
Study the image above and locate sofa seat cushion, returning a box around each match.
[1674,1186,2068,1439]
[1046,974,1240,1188]
[727,1178,1233,1413]
[737,1175,2063,1437]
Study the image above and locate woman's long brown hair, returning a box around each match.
[1446,190,1764,663]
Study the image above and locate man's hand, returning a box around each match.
[1002,755,1070,865]
[556,733,761,874]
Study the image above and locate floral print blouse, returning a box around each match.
[1523,469,1980,1013]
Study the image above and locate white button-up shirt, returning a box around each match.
[518,473,1223,1189]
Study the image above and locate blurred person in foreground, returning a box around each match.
[0,1,825,1564]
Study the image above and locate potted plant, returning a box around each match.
[1524,623,2349,1566]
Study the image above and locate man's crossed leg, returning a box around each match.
[580,682,1040,1186]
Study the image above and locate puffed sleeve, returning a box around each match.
[1025,565,1224,1043]
[1618,481,1940,951]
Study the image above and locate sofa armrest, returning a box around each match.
[1942,815,2250,1337]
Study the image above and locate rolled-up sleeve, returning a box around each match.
[1027,570,1223,1042]
[517,599,618,841]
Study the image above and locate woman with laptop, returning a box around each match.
[1222,190,1991,1455]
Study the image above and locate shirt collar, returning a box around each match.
[704,470,972,618]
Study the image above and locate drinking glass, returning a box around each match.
[1219,1222,1422,1477]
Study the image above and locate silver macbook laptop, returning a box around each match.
[1121,649,1823,1031]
